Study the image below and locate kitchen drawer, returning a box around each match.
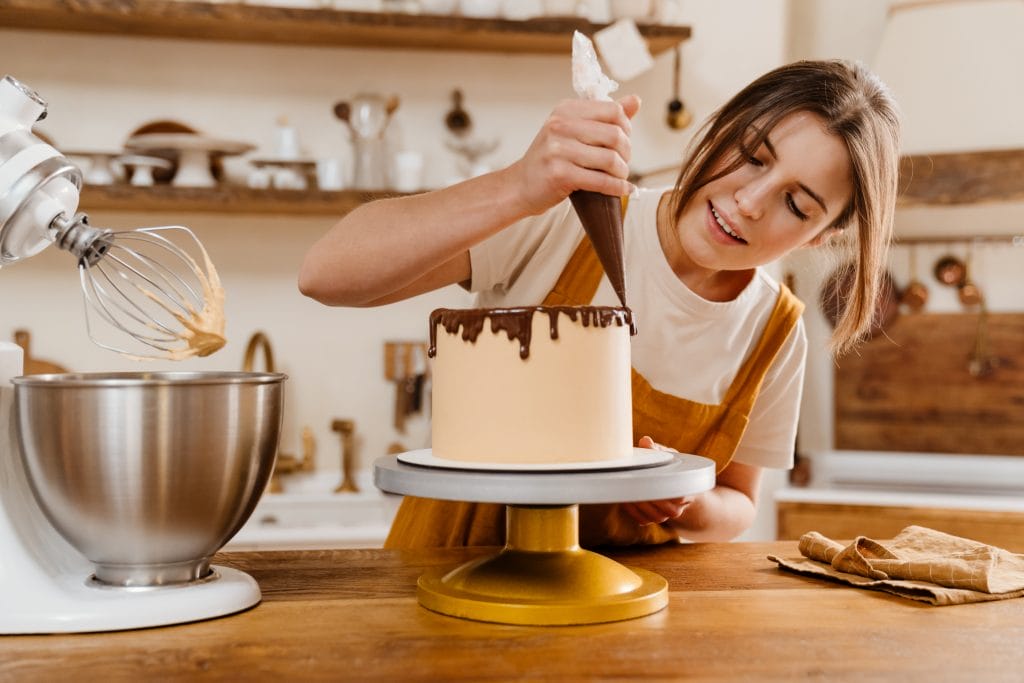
[776,500,1024,552]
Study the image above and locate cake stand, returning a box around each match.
[125,133,255,187]
[374,449,716,626]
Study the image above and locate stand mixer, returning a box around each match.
[0,353,284,633]
[0,76,285,633]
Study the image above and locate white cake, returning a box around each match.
[429,306,634,464]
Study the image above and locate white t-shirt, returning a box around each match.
[468,188,806,470]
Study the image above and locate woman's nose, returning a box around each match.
[734,182,766,221]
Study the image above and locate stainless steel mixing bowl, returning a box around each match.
[12,371,286,587]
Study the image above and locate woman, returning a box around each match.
[299,59,901,547]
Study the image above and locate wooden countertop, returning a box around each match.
[2,542,1022,681]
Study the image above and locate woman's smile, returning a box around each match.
[708,202,747,244]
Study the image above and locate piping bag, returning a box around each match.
[570,31,630,310]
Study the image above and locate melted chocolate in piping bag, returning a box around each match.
[429,306,634,360]
[569,190,627,308]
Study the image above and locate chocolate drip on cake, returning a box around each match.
[569,190,627,308]
[430,306,634,360]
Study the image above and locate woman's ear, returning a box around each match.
[805,227,843,248]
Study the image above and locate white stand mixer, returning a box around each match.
[0,344,261,633]
[0,76,270,633]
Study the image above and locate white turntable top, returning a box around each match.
[374,449,716,505]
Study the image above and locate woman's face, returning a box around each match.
[674,111,854,275]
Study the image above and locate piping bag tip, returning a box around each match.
[569,189,628,310]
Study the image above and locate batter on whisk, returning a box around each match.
[130,233,226,361]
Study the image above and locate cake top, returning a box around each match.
[429,306,635,360]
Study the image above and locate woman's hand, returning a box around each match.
[622,435,694,526]
[505,95,641,217]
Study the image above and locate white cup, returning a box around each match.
[502,0,542,19]
[542,0,578,16]
[392,150,424,193]
[459,0,501,17]
[316,158,345,191]
[610,0,652,20]
[247,167,272,190]
[577,0,610,23]
[420,0,457,12]
[272,167,307,191]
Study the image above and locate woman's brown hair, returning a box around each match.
[669,59,901,356]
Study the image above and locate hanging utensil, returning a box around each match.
[899,244,928,312]
[932,248,984,308]
[933,254,966,287]
[968,301,998,378]
[665,44,692,130]
[957,243,984,307]
[444,89,472,137]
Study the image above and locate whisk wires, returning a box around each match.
[77,225,226,360]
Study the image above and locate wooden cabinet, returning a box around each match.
[777,500,1024,552]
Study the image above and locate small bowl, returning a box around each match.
[13,371,285,586]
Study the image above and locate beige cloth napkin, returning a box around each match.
[767,525,1024,605]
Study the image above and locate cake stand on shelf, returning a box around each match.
[124,133,255,188]
[374,448,716,626]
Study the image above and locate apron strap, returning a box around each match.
[722,283,805,408]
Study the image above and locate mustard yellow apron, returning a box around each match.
[385,210,804,548]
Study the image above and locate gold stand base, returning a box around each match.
[417,505,668,625]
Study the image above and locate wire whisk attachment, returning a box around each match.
[51,214,226,360]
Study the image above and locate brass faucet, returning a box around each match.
[242,331,315,493]
[332,418,359,493]
[243,331,276,375]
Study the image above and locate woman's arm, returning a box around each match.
[670,461,762,542]
[298,96,640,307]
[624,437,763,541]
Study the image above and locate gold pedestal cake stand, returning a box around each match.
[373,450,716,626]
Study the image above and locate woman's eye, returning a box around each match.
[745,154,763,167]
[786,194,808,220]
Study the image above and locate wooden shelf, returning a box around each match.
[82,148,1024,216]
[899,148,1024,206]
[79,184,405,216]
[0,0,691,55]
